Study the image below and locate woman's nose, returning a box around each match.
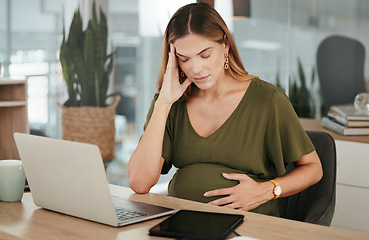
[190,59,202,75]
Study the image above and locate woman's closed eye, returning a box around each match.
[178,57,188,63]
[179,55,209,62]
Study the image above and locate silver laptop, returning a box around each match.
[14,132,175,227]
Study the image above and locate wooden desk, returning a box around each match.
[1,185,368,240]
[300,118,369,233]
[299,118,369,144]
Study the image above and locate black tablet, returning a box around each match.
[149,210,244,240]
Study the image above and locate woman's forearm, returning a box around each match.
[127,101,172,193]
[272,150,323,198]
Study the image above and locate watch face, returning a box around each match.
[274,185,282,196]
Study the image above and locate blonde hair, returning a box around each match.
[157,3,249,100]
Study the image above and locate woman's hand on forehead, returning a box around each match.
[157,44,191,105]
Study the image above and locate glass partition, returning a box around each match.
[0,0,64,137]
[0,0,9,77]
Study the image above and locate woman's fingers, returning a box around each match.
[167,44,177,73]
[158,43,191,104]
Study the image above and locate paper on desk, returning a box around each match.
[229,237,260,240]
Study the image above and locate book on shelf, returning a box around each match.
[330,105,369,121]
[321,117,369,136]
[327,110,369,127]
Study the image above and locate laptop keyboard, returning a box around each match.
[115,207,149,223]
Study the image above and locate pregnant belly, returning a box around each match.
[168,163,247,203]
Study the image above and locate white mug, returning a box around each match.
[0,160,26,202]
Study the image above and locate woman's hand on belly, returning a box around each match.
[203,173,275,211]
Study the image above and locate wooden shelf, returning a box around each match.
[0,79,29,160]
[0,101,27,107]
[0,78,26,84]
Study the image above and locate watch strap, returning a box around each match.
[269,179,281,199]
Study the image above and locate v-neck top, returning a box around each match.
[143,78,315,217]
[185,83,250,139]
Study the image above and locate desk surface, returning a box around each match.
[1,185,369,240]
[299,118,369,144]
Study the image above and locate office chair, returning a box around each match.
[279,131,336,226]
[317,35,366,109]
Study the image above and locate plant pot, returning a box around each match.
[58,96,120,162]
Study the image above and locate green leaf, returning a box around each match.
[311,66,316,85]
[84,20,97,106]
[92,1,98,28]
[60,19,79,106]
[297,58,306,90]
[99,7,108,58]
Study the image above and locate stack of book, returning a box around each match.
[321,105,369,135]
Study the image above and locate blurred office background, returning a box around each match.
[1,0,368,191]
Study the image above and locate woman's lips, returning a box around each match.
[193,75,209,82]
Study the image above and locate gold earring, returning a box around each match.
[181,71,185,77]
[224,52,229,70]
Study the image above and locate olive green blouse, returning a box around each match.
[143,78,315,217]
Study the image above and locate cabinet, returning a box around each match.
[300,118,369,234]
[0,79,29,160]
[331,140,369,233]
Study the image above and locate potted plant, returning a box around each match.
[59,2,119,162]
[276,57,323,119]
[289,58,315,118]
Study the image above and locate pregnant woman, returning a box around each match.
[128,2,322,217]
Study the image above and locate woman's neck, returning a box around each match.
[195,74,252,101]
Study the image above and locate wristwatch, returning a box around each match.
[270,179,282,199]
